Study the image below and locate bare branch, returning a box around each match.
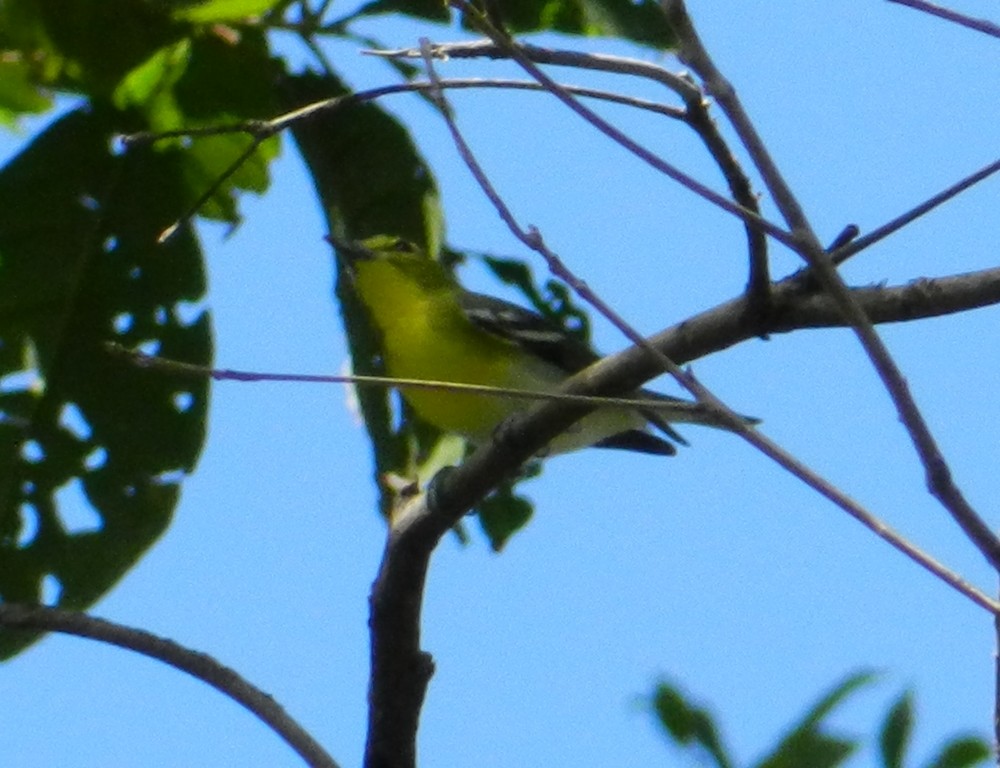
[445,3,796,250]
[0,604,340,768]
[886,0,1000,39]
[372,39,771,301]
[361,265,1000,767]
[123,77,685,241]
[662,0,1000,571]
[834,157,1000,266]
[366,40,702,101]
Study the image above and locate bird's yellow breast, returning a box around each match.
[354,260,537,440]
[351,256,645,452]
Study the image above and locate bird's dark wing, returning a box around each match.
[458,291,599,373]
[459,290,689,450]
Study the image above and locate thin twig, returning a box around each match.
[662,0,1000,571]
[886,0,1000,39]
[413,35,1000,614]
[366,40,702,100]
[833,157,1000,266]
[0,604,340,768]
[105,341,741,419]
[122,78,685,240]
[371,40,771,301]
[428,278,1000,614]
[449,5,797,250]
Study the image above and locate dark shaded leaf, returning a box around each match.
[11,0,187,96]
[350,0,450,23]
[476,469,538,550]
[651,680,733,768]
[0,107,211,658]
[754,671,875,768]
[350,0,676,49]
[923,736,991,768]
[880,691,913,768]
[462,0,677,50]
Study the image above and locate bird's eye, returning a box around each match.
[392,238,416,253]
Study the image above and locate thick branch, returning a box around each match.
[662,0,1000,572]
[364,267,1000,767]
[770,268,1000,330]
[364,509,439,768]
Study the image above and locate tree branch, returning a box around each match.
[0,604,339,768]
[363,268,1000,768]
[886,0,1000,39]
[372,38,771,305]
[662,0,1000,572]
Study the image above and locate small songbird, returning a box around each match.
[334,235,753,457]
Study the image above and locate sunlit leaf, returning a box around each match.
[172,0,282,23]
[0,62,53,127]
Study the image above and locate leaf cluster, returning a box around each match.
[652,674,990,768]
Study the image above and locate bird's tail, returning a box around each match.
[638,391,759,446]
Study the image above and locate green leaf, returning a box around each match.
[650,681,733,768]
[351,0,677,49]
[754,671,875,768]
[171,0,283,23]
[461,0,677,50]
[880,691,913,768]
[481,254,591,345]
[167,30,282,223]
[0,106,211,659]
[20,0,186,96]
[577,0,677,49]
[350,0,450,23]
[0,62,53,127]
[923,736,991,768]
[112,39,191,131]
[476,471,538,551]
[112,38,191,109]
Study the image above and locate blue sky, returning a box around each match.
[2,2,998,766]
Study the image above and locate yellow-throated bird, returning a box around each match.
[334,235,751,457]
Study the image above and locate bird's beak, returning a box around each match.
[325,234,373,270]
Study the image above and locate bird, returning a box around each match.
[332,234,752,457]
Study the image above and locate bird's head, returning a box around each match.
[327,234,455,297]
